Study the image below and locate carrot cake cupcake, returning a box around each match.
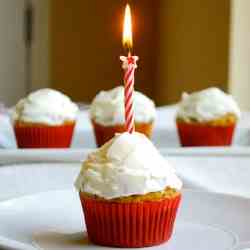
[176,87,241,146]
[12,88,79,148]
[90,86,156,147]
[75,132,182,247]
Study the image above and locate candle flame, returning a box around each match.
[123,4,133,50]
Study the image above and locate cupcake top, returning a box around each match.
[90,86,156,126]
[75,132,182,199]
[176,87,241,122]
[12,88,79,125]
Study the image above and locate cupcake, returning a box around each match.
[12,88,79,148]
[176,87,241,146]
[75,132,182,248]
[90,86,156,147]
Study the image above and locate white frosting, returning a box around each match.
[12,88,79,125]
[75,132,182,199]
[177,87,241,122]
[90,86,156,126]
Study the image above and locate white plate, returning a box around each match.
[0,190,249,250]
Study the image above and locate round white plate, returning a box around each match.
[0,190,249,250]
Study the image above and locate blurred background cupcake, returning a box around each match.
[90,86,156,147]
[176,87,241,147]
[75,132,182,248]
[12,88,79,148]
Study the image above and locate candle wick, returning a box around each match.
[128,50,131,57]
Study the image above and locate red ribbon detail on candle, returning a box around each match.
[120,55,139,133]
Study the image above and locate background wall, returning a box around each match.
[50,0,157,102]
[155,0,230,105]
[0,1,247,108]
[31,0,50,91]
[0,0,26,106]
[229,0,250,110]
[46,0,232,106]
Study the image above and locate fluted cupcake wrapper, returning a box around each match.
[176,121,236,147]
[14,123,75,148]
[80,193,181,248]
[91,120,154,147]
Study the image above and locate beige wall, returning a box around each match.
[50,0,157,103]
[0,1,27,106]
[31,0,50,91]
[50,0,230,105]
[229,0,250,110]
[155,0,230,105]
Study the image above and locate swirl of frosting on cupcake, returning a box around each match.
[90,86,156,126]
[12,88,79,125]
[75,132,182,199]
[177,87,241,122]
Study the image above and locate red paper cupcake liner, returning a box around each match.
[79,193,181,248]
[92,120,153,147]
[176,121,236,147]
[14,123,75,148]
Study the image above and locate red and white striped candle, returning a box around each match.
[120,55,138,133]
[120,4,138,133]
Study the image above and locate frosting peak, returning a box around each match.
[90,86,156,126]
[177,87,241,122]
[75,132,182,199]
[12,88,79,125]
